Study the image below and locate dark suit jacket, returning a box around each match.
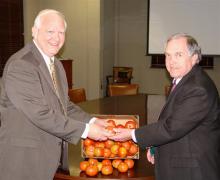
[135,65,220,180]
[0,42,91,180]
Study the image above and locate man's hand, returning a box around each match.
[93,118,108,128]
[87,123,111,141]
[108,128,132,142]
[146,148,155,164]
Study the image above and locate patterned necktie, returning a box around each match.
[171,79,177,92]
[49,59,68,171]
[49,59,59,96]
[49,59,67,116]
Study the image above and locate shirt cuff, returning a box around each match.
[131,129,137,143]
[81,118,96,139]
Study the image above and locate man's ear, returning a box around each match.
[32,26,37,38]
[191,53,199,65]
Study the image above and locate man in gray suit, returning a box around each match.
[0,9,110,180]
[110,33,220,180]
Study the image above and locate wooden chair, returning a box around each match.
[108,84,139,97]
[106,66,133,85]
[106,66,133,96]
[68,88,86,103]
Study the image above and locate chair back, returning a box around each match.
[113,66,133,84]
[68,88,86,103]
[108,84,139,97]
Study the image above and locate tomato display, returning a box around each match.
[82,116,139,159]
[79,158,135,176]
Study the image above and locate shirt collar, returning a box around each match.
[33,40,54,64]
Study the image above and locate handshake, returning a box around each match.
[87,118,136,142]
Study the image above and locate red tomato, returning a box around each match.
[117,162,129,173]
[116,124,125,128]
[94,147,104,157]
[107,119,116,127]
[103,148,111,158]
[121,141,131,151]
[112,159,122,169]
[104,139,115,149]
[85,165,99,176]
[125,120,137,129]
[111,144,120,155]
[101,165,113,175]
[79,161,89,171]
[102,159,112,166]
[88,158,98,166]
[85,145,95,157]
[128,144,138,156]
[124,159,135,169]
[84,138,95,146]
[118,147,127,158]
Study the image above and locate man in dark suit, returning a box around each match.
[0,9,110,180]
[111,33,220,180]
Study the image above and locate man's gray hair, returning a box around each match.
[33,9,67,30]
[166,33,202,62]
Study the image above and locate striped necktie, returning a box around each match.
[49,59,67,116]
[49,59,59,96]
[171,79,177,92]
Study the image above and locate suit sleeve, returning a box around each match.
[5,59,88,144]
[135,85,211,149]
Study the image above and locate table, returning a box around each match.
[54,94,155,180]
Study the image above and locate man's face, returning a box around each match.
[165,37,197,79]
[32,13,65,57]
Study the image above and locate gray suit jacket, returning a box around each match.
[135,65,220,180]
[0,42,91,180]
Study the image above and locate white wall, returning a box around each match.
[23,0,102,100]
[23,0,220,99]
[113,0,220,94]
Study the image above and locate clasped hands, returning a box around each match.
[87,119,133,141]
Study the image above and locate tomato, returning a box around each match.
[107,119,116,127]
[124,159,134,169]
[101,165,113,175]
[88,158,98,166]
[102,159,112,166]
[85,145,95,157]
[85,165,99,176]
[94,147,104,157]
[104,139,115,149]
[117,162,129,173]
[121,141,131,151]
[118,147,127,158]
[94,141,105,148]
[112,159,122,169]
[125,120,137,129]
[110,144,120,155]
[79,161,89,171]
[84,138,95,146]
[103,148,111,158]
[128,144,138,156]
[116,124,125,128]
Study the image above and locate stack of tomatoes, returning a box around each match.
[80,158,135,176]
[83,119,139,159]
[80,119,138,176]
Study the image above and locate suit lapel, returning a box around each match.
[30,42,63,98]
[159,65,200,118]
